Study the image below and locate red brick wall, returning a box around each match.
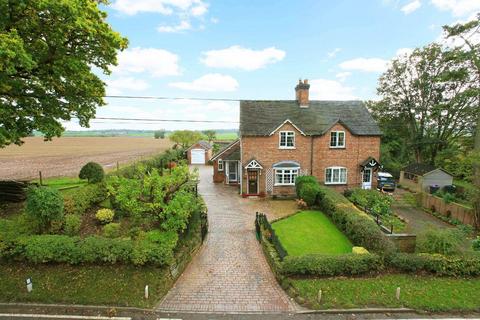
[241,122,380,195]
[187,143,212,164]
[212,143,239,183]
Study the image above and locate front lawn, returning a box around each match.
[291,274,480,312]
[272,210,352,256]
[0,263,171,308]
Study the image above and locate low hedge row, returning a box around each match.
[282,253,383,276]
[317,185,395,254]
[0,232,177,266]
[63,183,108,215]
[389,252,480,277]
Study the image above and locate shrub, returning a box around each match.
[103,223,121,238]
[473,237,480,251]
[317,185,395,254]
[352,246,369,254]
[347,188,393,216]
[282,253,382,276]
[95,209,115,224]
[79,162,105,183]
[416,228,464,255]
[64,215,81,236]
[25,186,64,233]
[298,182,321,207]
[63,183,108,215]
[295,176,318,197]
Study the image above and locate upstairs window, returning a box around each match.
[330,131,345,148]
[218,159,223,171]
[325,167,347,184]
[279,131,295,148]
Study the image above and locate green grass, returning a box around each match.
[272,210,352,256]
[32,177,87,191]
[291,274,480,311]
[215,132,238,140]
[0,263,172,308]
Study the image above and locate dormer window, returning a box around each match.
[279,131,295,149]
[330,131,345,148]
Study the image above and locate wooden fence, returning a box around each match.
[421,193,476,227]
[0,180,30,202]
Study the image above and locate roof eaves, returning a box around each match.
[211,139,240,161]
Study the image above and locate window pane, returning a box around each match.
[326,168,332,182]
[330,132,337,146]
[340,168,347,183]
[333,168,339,182]
[338,132,345,146]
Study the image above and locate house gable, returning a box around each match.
[268,119,306,136]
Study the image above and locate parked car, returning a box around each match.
[377,172,396,191]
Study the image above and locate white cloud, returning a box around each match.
[327,48,342,58]
[309,79,358,100]
[105,77,150,95]
[401,0,422,14]
[396,47,414,57]
[201,45,286,71]
[157,20,191,33]
[431,0,480,17]
[169,73,239,92]
[111,0,208,16]
[113,47,181,77]
[339,58,390,73]
[335,72,351,82]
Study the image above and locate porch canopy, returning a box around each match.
[272,161,300,168]
[359,157,381,169]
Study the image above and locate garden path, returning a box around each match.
[157,165,297,313]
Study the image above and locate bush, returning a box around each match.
[95,209,115,224]
[64,215,81,236]
[103,223,121,238]
[79,162,105,183]
[25,186,64,233]
[295,176,318,197]
[473,237,480,251]
[389,252,480,276]
[317,185,395,254]
[282,253,382,276]
[63,183,108,215]
[347,188,393,216]
[298,182,321,207]
[416,228,464,255]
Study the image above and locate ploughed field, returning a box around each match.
[0,137,172,180]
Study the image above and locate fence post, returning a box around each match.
[39,171,43,186]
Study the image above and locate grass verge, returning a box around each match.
[0,263,172,308]
[272,210,352,256]
[290,274,480,311]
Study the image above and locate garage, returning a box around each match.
[187,140,213,165]
[190,149,206,164]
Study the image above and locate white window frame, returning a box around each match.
[330,131,346,148]
[218,159,223,171]
[325,167,348,185]
[279,131,295,149]
[274,168,299,186]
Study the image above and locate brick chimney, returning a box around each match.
[295,79,310,108]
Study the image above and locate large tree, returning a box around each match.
[169,130,204,149]
[0,0,128,147]
[376,43,478,164]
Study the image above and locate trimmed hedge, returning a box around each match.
[317,185,395,254]
[282,253,383,276]
[389,252,480,277]
[0,232,177,266]
[63,183,108,215]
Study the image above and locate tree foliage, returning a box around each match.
[169,130,204,148]
[25,186,64,233]
[79,162,105,183]
[154,129,166,139]
[0,0,128,147]
[202,130,216,142]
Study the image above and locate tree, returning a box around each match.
[169,130,204,148]
[25,186,64,233]
[79,162,105,183]
[154,129,166,139]
[443,14,480,226]
[202,130,216,142]
[376,43,478,164]
[0,0,128,147]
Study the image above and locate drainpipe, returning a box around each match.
[310,136,314,175]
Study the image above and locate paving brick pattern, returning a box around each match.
[157,165,297,313]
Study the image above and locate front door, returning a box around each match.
[227,161,238,183]
[247,170,258,194]
[362,168,372,189]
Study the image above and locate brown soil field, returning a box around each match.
[0,137,173,180]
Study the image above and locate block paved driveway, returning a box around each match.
[157,165,297,313]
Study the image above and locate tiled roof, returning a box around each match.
[239,100,382,136]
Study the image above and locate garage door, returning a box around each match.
[190,149,206,164]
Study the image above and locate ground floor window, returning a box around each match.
[325,167,347,184]
[218,159,223,171]
[274,168,299,186]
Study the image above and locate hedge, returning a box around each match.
[0,232,177,266]
[389,252,480,277]
[282,253,383,276]
[63,183,108,215]
[317,185,395,254]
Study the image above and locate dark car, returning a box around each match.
[377,172,396,191]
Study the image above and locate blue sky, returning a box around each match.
[66,0,480,131]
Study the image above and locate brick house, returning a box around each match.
[212,79,382,197]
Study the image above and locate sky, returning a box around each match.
[65,0,480,132]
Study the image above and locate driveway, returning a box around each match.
[157,165,297,313]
